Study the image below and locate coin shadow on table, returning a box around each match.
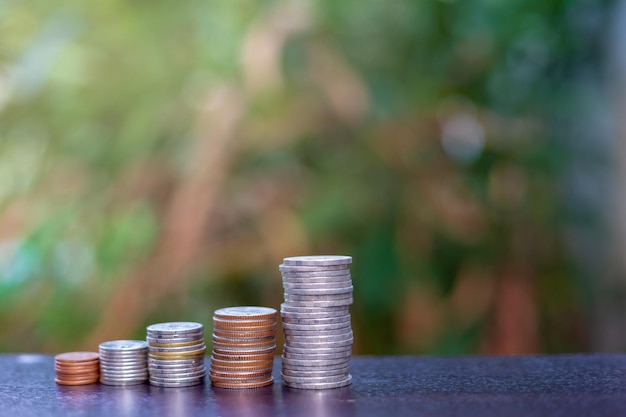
[281,384,356,417]
[211,384,277,417]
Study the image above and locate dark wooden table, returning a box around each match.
[0,354,625,416]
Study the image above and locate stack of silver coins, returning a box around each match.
[280,255,354,389]
[99,340,149,385]
[146,322,206,387]
[210,307,277,389]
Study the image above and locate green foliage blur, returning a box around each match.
[0,0,611,354]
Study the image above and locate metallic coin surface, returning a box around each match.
[99,340,148,351]
[284,286,354,296]
[282,256,352,267]
[282,374,352,390]
[55,377,99,386]
[149,379,204,388]
[147,322,203,334]
[214,306,277,320]
[211,378,273,389]
[55,352,99,363]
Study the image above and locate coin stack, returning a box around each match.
[99,340,149,385]
[146,322,207,387]
[55,352,100,386]
[210,306,277,389]
[280,255,354,389]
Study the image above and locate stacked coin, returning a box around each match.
[146,322,206,387]
[55,352,100,386]
[210,306,277,389]
[99,340,148,385]
[280,255,353,389]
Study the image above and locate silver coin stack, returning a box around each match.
[280,255,354,389]
[146,322,207,387]
[99,340,149,386]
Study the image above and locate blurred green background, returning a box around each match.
[0,0,620,355]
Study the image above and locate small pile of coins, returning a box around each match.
[280,255,354,389]
[55,352,100,386]
[210,306,277,389]
[147,322,207,387]
[99,340,148,385]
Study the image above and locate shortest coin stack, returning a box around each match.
[147,322,206,387]
[55,352,100,386]
[210,306,277,389]
[99,340,149,386]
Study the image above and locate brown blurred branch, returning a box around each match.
[84,87,245,346]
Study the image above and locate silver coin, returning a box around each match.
[150,373,206,383]
[101,365,148,373]
[282,355,350,366]
[282,281,353,290]
[147,322,204,334]
[285,338,354,349]
[284,292,353,301]
[281,372,349,383]
[150,369,206,378]
[283,374,351,390]
[283,344,352,354]
[282,321,351,331]
[99,374,149,381]
[281,314,351,325]
[100,378,147,386]
[284,286,353,296]
[146,334,204,343]
[281,365,349,377]
[99,340,148,351]
[283,328,352,338]
[149,378,204,388]
[279,263,349,273]
[282,276,352,284]
[281,310,349,320]
[285,331,353,341]
[283,298,353,308]
[280,302,348,312]
[100,371,149,379]
[214,306,277,318]
[280,267,352,277]
[282,256,352,267]
[281,349,351,359]
[99,353,148,361]
[281,360,350,372]
[149,364,205,373]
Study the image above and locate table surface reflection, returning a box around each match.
[0,354,625,416]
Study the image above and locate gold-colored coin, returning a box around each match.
[210,378,274,389]
[213,318,276,330]
[148,339,203,348]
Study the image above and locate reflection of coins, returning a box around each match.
[147,322,206,387]
[55,351,100,386]
[280,255,354,389]
[209,306,277,389]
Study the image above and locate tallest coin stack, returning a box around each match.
[280,255,354,389]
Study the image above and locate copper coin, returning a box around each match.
[213,329,276,339]
[213,318,275,329]
[55,352,99,363]
[210,358,273,367]
[212,346,275,355]
[210,373,272,383]
[212,338,275,348]
[210,368,272,378]
[55,366,99,375]
[55,376,99,385]
[211,352,275,361]
[56,372,100,380]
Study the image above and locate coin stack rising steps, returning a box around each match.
[210,306,277,389]
[99,340,149,385]
[146,322,207,387]
[280,255,353,389]
[55,352,100,386]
